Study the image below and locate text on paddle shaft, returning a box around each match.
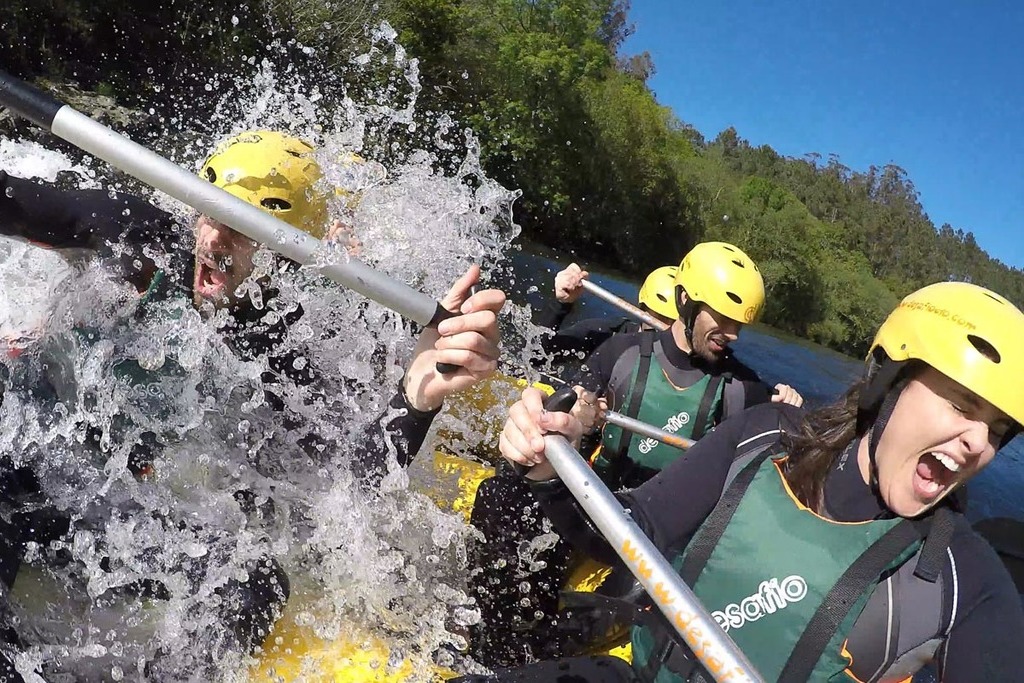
[620,538,757,682]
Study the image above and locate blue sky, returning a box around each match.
[621,0,1024,270]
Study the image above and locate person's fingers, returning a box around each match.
[437,306,502,344]
[430,348,498,378]
[506,390,548,458]
[461,288,506,316]
[537,409,584,443]
[439,264,481,312]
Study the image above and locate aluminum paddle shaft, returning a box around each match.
[0,71,450,328]
[603,410,694,451]
[542,434,764,682]
[581,279,670,332]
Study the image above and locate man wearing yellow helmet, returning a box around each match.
[0,132,504,674]
[573,241,802,491]
[0,130,502,454]
[532,263,678,377]
[490,280,1024,683]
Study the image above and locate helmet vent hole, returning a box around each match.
[983,292,1005,305]
[656,293,668,303]
[727,292,743,304]
[731,259,745,268]
[261,198,292,211]
[204,168,217,183]
[967,334,1001,363]
[723,245,736,252]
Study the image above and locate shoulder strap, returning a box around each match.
[841,515,954,682]
[678,447,777,585]
[779,518,928,682]
[913,506,955,582]
[613,330,656,459]
[618,318,639,334]
[690,373,727,441]
[723,432,786,490]
[719,374,747,422]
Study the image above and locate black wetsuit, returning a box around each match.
[0,171,439,678]
[0,170,436,475]
[464,404,1023,682]
[532,299,638,375]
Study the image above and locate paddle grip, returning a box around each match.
[511,385,579,477]
[435,284,480,375]
[0,70,63,130]
[544,385,579,413]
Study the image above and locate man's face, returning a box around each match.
[192,215,261,310]
[690,303,742,363]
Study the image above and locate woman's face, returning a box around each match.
[866,366,1012,517]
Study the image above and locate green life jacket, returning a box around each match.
[42,269,198,453]
[631,451,933,683]
[592,332,734,486]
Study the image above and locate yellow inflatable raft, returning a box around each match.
[246,374,630,681]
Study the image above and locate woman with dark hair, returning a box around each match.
[465,281,1024,682]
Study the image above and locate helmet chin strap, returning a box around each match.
[675,286,698,348]
[866,386,902,498]
[855,356,910,514]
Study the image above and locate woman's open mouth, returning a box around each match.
[913,451,962,502]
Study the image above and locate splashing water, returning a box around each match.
[0,21,560,683]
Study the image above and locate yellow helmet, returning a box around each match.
[868,281,1024,426]
[674,242,765,324]
[200,130,329,238]
[637,266,679,320]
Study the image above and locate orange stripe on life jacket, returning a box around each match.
[839,639,912,683]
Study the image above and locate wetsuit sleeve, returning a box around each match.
[723,357,773,408]
[0,171,181,290]
[542,317,624,361]
[569,333,628,395]
[936,538,1023,681]
[349,378,441,488]
[0,171,174,249]
[741,380,772,407]
[534,299,574,331]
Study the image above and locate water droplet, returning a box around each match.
[231,15,239,26]
[183,541,208,558]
